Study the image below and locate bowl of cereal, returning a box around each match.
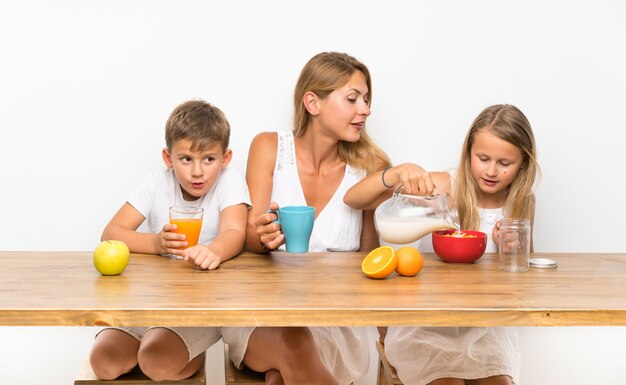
[432,230,487,263]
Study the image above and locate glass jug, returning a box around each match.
[374,186,460,244]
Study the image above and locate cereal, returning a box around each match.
[443,232,477,238]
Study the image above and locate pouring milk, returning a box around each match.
[374,188,459,244]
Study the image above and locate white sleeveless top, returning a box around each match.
[272,130,365,252]
[221,130,371,385]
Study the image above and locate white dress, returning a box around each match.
[385,207,521,385]
[221,130,370,385]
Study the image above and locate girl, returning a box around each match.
[344,104,540,385]
[221,51,391,385]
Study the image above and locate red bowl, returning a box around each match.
[432,230,487,263]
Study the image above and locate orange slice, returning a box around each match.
[362,246,397,279]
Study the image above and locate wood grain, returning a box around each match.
[1,251,626,326]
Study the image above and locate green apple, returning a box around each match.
[93,240,130,275]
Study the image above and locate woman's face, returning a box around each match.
[469,129,524,205]
[316,71,371,142]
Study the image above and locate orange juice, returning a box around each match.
[170,218,202,248]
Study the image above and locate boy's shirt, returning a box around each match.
[128,166,250,246]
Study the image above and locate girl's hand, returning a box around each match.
[493,221,522,252]
[389,163,436,196]
[158,223,188,256]
[255,201,285,250]
[182,245,222,270]
[492,221,501,249]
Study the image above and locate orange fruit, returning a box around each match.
[395,247,423,277]
[362,246,398,279]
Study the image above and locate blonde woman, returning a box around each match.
[221,52,391,385]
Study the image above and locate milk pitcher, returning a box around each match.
[374,186,459,244]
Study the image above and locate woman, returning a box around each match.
[221,51,391,385]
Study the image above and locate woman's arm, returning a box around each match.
[244,132,284,253]
[529,194,536,252]
[345,163,449,211]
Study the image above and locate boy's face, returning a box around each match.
[162,139,232,201]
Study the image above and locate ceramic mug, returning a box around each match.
[271,205,315,253]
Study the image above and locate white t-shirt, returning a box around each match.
[127,166,250,246]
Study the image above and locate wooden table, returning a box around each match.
[1,251,625,327]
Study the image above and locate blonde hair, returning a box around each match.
[454,104,540,230]
[165,100,230,152]
[292,52,390,173]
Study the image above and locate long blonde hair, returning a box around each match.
[454,104,540,230]
[293,52,390,174]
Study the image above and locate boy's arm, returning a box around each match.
[181,203,248,270]
[207,203,248,261]
[101,202,166,254]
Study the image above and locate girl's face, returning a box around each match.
[469,130,524,205]
[162,139,232,201]
[316,70,371,142]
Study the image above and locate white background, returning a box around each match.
[1,1,625,384]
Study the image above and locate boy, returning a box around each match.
[89,100,250,381]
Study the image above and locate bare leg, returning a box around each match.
[243,327,339,385]
[137,328,205,381]
[377,326,387,343]
[265,369,285,385]
[428,379,465,385]
[468,375,513,385]
[89,329,140,380]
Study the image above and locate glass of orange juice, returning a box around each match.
[169,206,203,252]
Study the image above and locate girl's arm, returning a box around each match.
[244,132,284,253]
[492,194,536,252]
[182,203,248,270]
[101,202,185,254]
[345,163,451,211]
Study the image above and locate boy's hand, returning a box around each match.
[255,201,285,250]
[158,223,188,256]
[182,245,222,270]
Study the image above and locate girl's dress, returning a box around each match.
[385,207,521,385]
[221,130,370,385]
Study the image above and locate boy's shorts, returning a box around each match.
[97,326,221,360]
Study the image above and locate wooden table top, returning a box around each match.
[1,251,625,327]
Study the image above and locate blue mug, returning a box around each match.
[271,205,315,253]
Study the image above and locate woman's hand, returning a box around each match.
[157,223,187,256]
[255,201,285,250]
[387,163,436,196]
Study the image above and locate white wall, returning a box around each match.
[1,1,625,384]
